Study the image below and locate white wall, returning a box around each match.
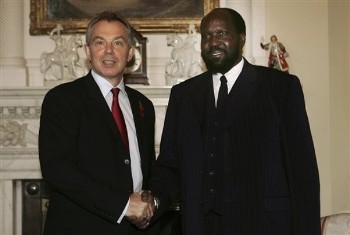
[328,0,350,214]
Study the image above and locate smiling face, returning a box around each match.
[84,20,134,86]
[200,9,245,74]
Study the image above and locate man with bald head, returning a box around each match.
[147,7,320,235]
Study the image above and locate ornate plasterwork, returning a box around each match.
[0,120,38,147]
[0,106,41,119]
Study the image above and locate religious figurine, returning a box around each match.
[165,24,205,85]
[40,24,86,81]
[260,35,289,73]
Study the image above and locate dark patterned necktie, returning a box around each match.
[217,75,228,109]
[111,88,129,150]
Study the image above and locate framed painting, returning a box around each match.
[30,0,220,35]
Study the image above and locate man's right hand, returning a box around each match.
[125,192,154,229]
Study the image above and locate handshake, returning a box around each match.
[125,190,159,229]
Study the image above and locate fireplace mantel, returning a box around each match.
[0,85,171,235]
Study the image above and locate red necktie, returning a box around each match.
[111,88,129,150]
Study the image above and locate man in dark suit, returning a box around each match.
[148,8,321,235]
[39,11,157,235]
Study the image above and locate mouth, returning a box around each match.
[211,50,223,57]
[102,59,116,65]
[207,48,225,59]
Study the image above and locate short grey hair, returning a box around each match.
[85,11,135,47]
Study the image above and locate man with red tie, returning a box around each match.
[39,11,158,235]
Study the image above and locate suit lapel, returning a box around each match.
[125,87,144,154]
[83,73,128,154]
[187,72,216,156]
[191,72,216,129]
[222,60,258,127]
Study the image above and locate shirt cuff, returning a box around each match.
[117,198,130,224]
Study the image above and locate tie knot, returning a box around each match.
[220,76,227,85]
[111,88,120,97]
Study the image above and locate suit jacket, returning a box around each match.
[150,59,320,235]
[39,72,158,235]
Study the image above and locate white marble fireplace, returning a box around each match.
[0,86,170,235]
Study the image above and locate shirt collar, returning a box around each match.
[91,69,126,97]
[213,58,244,89]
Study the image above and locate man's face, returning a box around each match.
[200,11,245,74]
[84,20,134,84]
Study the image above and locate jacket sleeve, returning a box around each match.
[149,85,182,218]
[279,75,320,235]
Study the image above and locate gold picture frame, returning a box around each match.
[30,0,219,35]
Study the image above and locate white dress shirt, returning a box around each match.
[91,69,142,222]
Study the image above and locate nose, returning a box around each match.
[208,34,220,47]
[105,43,113,53]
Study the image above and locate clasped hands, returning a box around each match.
[125,190,155,229]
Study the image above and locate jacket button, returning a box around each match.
[124,159,130,165]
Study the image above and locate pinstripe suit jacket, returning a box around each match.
[39,72,158,235]
[151,59,320,235]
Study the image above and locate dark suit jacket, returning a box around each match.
[39,72,158,235]
[150,59,320,235]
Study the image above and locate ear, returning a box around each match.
[240,34,246,48]
[127,46,135,62]
[84,44,91,61]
